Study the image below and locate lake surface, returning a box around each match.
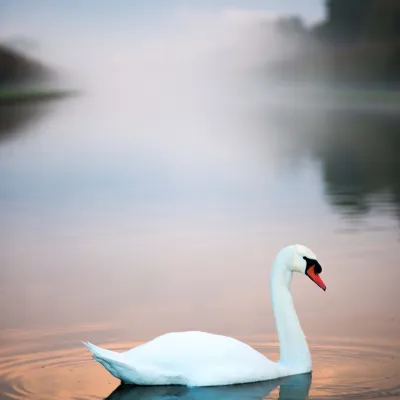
[0,90,399,400]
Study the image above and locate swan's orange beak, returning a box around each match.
[306,264,326,291]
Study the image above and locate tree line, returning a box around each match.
[271,0,400,86]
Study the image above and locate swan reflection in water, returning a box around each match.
[104,372,311,400]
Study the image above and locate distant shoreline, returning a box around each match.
[0,88,79,106]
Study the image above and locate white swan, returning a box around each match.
[83,244,326,387]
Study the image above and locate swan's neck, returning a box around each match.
[270,259,311,372]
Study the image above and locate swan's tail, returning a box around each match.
[82,341,122,361]
[82,341,140,383]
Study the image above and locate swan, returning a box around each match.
[83,244,326,387]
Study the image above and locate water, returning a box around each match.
[0,93,399,399]
[1,329,399,399]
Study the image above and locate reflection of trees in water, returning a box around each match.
[314,111,400,219]
[260,108,400,220]
[0,104,46,143]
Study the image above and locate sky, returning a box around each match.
[0,0,326,79]
[1,0,325,33]
[1,1,325,19]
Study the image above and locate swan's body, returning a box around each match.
[83,244,326,387]
[83,331,288,386]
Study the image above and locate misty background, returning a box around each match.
[0,1,400,399]
[1,0,399,336]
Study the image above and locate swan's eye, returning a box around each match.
[303,256,323,274]
[314,263,322,274]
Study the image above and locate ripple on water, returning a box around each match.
[260,340,400,400]
[0,328,399,400]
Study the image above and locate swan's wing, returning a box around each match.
[83,341,184,385]
[85,332,285,386]
[122,332,284,385]
[83,341,140,383]
[82,342,123,362]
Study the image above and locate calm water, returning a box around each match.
[0,92,399,400]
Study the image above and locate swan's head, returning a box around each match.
[279,244,326,291]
